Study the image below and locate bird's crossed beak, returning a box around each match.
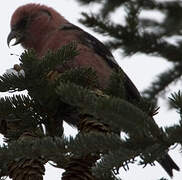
[7,30,23,47]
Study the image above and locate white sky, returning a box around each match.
[0,0,182,180]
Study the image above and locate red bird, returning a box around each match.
[7,3,179,177]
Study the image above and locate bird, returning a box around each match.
[7,3,179,177]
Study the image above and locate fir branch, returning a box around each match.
[38,41,79,75]
[165,124,182,145]
[60,67,99,89]
[159,91,182,144]
[56,82,161,137]
[67,132,170,178]
[20,42,79,78]
[0,94,34,117]
[93,149,136,177]
[76,0,102,5]
[80,13,124,38]
[105,71,126,99]
[138,0,181,11]
[0,133,172,179]
[0,136,68,177]
[132,97,159,117]
[77,0,182,109]
[169,91,182,113]
[10,43,80,120]
[0,94,43,140]
[144,1,182,36]
[139,143,169,167]
[68,133,128,156]
[80,12,182,62]
[101,0,127,18]
[121,32,182,60]
[68,132,171,167]
[142,63,182,102]
[0,73,26,92]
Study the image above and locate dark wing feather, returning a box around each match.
[60,23,141,101]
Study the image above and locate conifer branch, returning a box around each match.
[56,82,160,137]
[142,63,182,101]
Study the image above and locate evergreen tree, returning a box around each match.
[1,1,182,180]
[76,0,182,102]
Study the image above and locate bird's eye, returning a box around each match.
[14,17,28,30]
[19,17,28,28]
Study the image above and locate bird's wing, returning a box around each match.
[59,23,141,100]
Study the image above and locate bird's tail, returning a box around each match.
[158,153,179,177]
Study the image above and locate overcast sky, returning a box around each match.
[1,0,182,180]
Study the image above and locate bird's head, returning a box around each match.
[7,3,66,50]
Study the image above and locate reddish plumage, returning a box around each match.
[7,3,180,177]
[9,3,114,88]
[10,4,67,51]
